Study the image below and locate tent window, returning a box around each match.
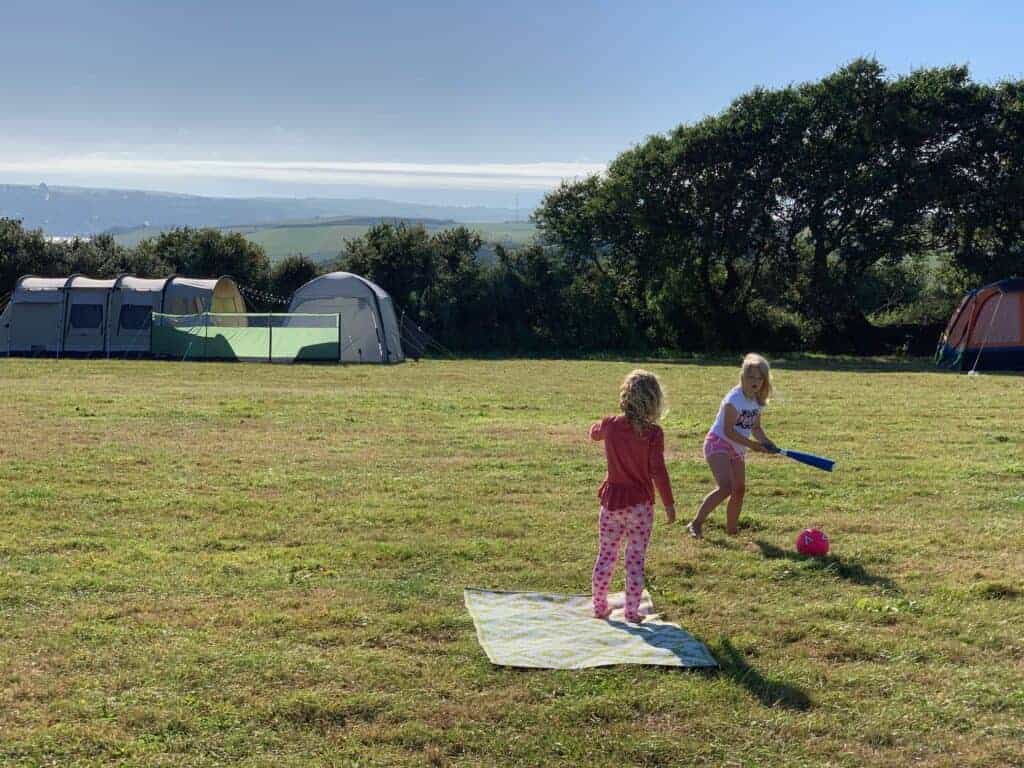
[70,304,103,329]
[119,304,152,330]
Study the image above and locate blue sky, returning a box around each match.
[1,0,1022,206]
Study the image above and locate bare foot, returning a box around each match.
[624,614,643,624]
[687,521,703,539]
[726,527,739,536]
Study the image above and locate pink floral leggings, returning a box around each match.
[591,503,654,621]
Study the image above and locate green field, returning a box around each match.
[113,221,538,263]
[1,358,1022,767]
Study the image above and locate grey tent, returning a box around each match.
[3,276,70,355]
[63,276,117,354]
[1,274,246,356]
[106,275,246,355]
[106,276,168,356]
[161,275,246,316]
[287,272,404,363]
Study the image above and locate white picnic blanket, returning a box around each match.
[463,588,718,670]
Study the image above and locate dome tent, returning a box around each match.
[936,277,1024,371]
[287,272,404,363]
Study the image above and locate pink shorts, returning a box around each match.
[703,432,744,463]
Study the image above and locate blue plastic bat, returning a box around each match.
[772,447,835,472]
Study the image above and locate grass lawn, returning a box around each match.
[1,357,1022,767]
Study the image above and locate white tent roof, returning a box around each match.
[290,272,391,304]
[9,275,246,311]
[109,276,233,295]
[67,276,117,291]
[114,276,166,292]
[15,275,117,302]
[13,277,68,303]
[168,277,224,291]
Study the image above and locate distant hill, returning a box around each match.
[112,217,539,264]
[0,183,527,236]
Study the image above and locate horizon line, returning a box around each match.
[0,155,609,191]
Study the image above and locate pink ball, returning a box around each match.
[796,528,830,557]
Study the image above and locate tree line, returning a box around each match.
[2,59,1021,356]
[530,58,1022,354]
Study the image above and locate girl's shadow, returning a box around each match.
[753,540,899,593]
[608,619,719,669]
[713,638,812,711]
[602,624,811,712]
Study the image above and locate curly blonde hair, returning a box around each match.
[619,369,664,432]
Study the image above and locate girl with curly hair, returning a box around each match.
[589,369,676,623]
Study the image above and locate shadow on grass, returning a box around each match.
[754,540,899,592]
[697,518,766,548]
[713,638,812,711]
[701,536,744,551]
[574,353,944,375]
[603,619,720,671]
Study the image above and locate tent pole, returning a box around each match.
[970,292,1004,375]
[104,289,110,359]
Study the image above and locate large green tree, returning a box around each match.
[337,222,435,319]
[774,62,979,349]
[0,219,51,299]
[270,254,321,303]
[931,80,1024,287]
[135,228,271,300]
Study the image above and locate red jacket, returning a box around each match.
[590,415,674,509]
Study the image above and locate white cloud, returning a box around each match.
[0,154,607,190]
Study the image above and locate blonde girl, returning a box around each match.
[589,369,676,623]
[688,354,776,538]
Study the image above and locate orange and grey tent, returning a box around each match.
[936,278,1024,371]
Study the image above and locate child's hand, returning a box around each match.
[762,439,778,453]
[665,505,677,524]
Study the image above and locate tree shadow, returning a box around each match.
[713,638,812,711]
[754,540,899,593]
[571,353,944,374]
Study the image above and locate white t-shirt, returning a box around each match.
[709,385,763,454]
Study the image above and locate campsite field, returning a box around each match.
[1,358,1022,767]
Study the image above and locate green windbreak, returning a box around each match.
[152,313,341,362]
